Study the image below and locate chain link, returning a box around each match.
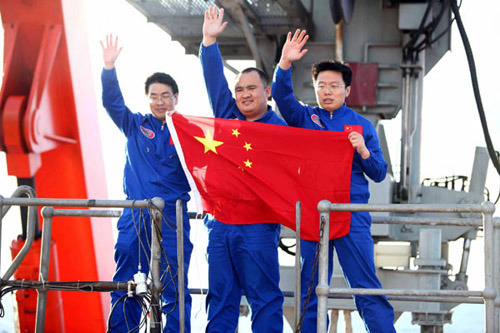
[295,217,326,332]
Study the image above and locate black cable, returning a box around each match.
[151,213,179,315]
[131,203,151,267]
[279,238,296,256]
[403,0,433,62]
[414,0,452,52]
[107,199,183,332]
[450,0,500,177]
[147,201,179,315]
[107,293,151,333]
[417,0,463,53]
[0,287,19,318]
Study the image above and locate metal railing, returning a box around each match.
[315,201,498,332]
[4,188,498,332]
[0,188,190,333]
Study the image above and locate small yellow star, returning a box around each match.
[194,129,224,154]
[238,166,245,171]
[243,142,252,151]
[232,129,241,137]
[244,159,252,168]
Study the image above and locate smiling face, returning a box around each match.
[147,83,178,122]
[314,70,351,113]
[234,70,271,122]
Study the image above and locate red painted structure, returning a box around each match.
[0,0,114,331]
[346,62,379,108]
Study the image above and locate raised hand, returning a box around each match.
[202,5,228,46]
[100,34,123,70]
[279,29,309,70]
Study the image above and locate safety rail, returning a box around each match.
[316,201,498,333]
[0,190,190,333]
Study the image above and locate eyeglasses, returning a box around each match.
[148,94,175,104]
[315,83,346,92]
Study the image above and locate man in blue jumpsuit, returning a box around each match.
[199,6,285,332]
[271,30,396,332]
[100,35,193,332]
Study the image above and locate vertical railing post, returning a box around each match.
[294,201,301,329]
[494,217,500,332]
[482,202,496,333]
[35,207,54,333]
[176,199,185,333]
[2,187,38,281]
[149,198,164,333]
[316,200,331,333]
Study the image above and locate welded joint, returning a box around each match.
[481,201,496,215]
[483,287,497,301]
[41,206,54,218]
[317,200,331,214]
[315,284,329,297]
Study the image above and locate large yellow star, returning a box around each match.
[232,129,241,137]
[243,142,252,151]
[195,129,224,154]
[244,159,253,168]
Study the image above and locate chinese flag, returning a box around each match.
[167,115,354,241]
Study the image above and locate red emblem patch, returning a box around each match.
[311,114,325,128]
[140,126,155,139]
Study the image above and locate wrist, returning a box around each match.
[202,36,216,47]
[279,59,292,70]
[359,148,370,159]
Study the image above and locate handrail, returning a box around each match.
[0,192,168,333]
[2,197,153,208]
[1,186,38,280]
[316,201,497,333]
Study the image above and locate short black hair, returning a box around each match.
[144,72,178,95]
[311,60,352,87]
[240,67,270,87]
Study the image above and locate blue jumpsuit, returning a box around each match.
[199,43,285,333]
[272,66,395,332]
[102,68,193,332]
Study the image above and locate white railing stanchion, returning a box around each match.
[316,200,331,333]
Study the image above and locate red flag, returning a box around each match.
[167,115,354,241]
[344,124,363,135]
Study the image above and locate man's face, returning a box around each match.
[147,83,177,122]
[234,71,271,121]
[314,70,351,113]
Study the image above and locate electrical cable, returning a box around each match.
[279,238,297,256]
[403,0,433,62]
[414,0,451,52]
[107,293,151,333]
[416,0,463,53]
[131,203,151,266]
[450,0,500,177]
[151,214,179,315]
[146,201,180,315]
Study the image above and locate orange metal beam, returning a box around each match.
[0,0,114,331]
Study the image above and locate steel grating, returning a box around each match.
[124,0,310,56]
